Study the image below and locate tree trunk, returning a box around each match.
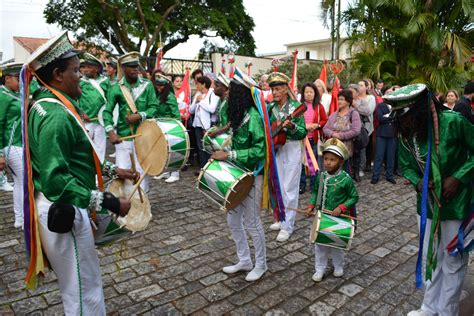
[336,0,341,60]
[331,3,335,60]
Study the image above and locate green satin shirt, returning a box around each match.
[230,106,265,171]
[29,89,96,208]
[0,85,22,150]
[103,77,158,138]
[156,92,180,119]
[398,111,473,220]
[268,98,306,141]
[78,75,110,118]
[309,170,359,212]
[217,98,228,127]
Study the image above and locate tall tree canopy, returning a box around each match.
[44,0,256,57]
[344,0,473,92]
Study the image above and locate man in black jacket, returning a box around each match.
[453,81,474,123]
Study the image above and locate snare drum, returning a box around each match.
[94,179,152,246]
[135,118,190,176]
[197,159,254,211]
[310,211,354,250]
[202,127,232,154]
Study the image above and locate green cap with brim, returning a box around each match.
[26,31,80,71]
[80,52,104,68]
[383,83,428,116]
[0,62,23,77]
[154,73,171,85]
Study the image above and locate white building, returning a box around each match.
[13,37,49,63]
[285,38,352,61]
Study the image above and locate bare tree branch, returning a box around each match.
[97,0,136,51]
[136,0,150,41]
[145,0,180,55]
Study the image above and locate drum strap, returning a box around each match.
[119,85,138,114]
[315,172,324,210]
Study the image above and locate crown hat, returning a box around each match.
[232,67,257,89]
[321,138,350,161]
[383,83,428,116]
[0,62,23,77]
[216,72,230,88]
[26,31,80,71]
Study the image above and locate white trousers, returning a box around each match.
[227,175,267,269]
[36,193,105,316]
[115,141,149,192]
[276,140,303,233]
[314,244,345,272]
[418,217,469,316]
[4,146,23,224]
[85,122,106,162]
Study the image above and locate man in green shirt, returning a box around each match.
[214,72,230,128]
[103,52,158,192]
[23,31,137,315]
[266,72,306,242]
[0,62,23,228]
[78,53,109,161]
[385,84,473,316]
[211,69,267,282]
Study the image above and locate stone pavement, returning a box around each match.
[0,167,472,315]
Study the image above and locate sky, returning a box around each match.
[0,0,350,61]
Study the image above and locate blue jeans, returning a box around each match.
[372,136,396,181]
[300,138,321,190]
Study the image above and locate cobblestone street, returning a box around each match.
[0,166,472,315]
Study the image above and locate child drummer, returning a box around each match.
[306,138,359,282]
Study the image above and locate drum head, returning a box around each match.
[135,120,168,176]
[225,173,254,210]
[309,211,321,243]
[108,179,152,231]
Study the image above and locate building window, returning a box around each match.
[305,51,310,60]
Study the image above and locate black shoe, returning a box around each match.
[299,188,306,194]
[194,171,200,176]
[370,179,379,184]
[386,178,396,184]
[353,171,361,182]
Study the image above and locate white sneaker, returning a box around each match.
[407,309,427,316]
[109,152,116,158]
[312,270,325,282]
[269,222,281,231]
[154,172,170,180]
[165,175,179,183]
[333,267,344,277]
[0,182,14,192]
[358,170,365,177]
[245,267,266,282]
[222,262,253,274]
[14,220,23,229]
[276,229,290,242]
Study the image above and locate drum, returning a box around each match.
[94,179,152,246]
[135,118,190,176]
[202,127,232,154]
[197,159,254,211]
[309,211,354,250]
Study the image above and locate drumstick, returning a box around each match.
[128,165,151,201]
[89,117,99,122]
[129,153,144,203]
[119,134,141,141]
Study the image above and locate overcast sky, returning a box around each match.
[0,0,350,61]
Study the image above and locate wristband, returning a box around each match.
[102,192,121,215]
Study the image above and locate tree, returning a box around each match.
[344,0,473,92]
[44,0,256,58]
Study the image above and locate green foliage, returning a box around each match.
[344,0,473,93]
[44,0,256,57]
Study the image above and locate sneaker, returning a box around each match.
[0,182,14,192]
[276,229,290,242]
[269,222,281,231]
[222,262,253,274]
[165,175,179,183]
[109,152,116,158]
[407,309,427,316]
[245,266,266,282]
[154,172,170,180]
[312,270,325,282]
[358,170,365,177]
[14,220,23,229]
[333,267,344,277]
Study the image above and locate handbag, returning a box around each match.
[350,110,369,150]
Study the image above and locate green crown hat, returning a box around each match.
[80,52,104,69]
[216,72,230,88]
[383,83,428,113]
[26,31,79,71]
[0,62,23,77]
[321,138,350,161]
[232,67,257,89]
[154,73,171,84]
[267,72,290,87]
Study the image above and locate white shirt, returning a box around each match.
[189,88,219,130]
[321,93,332,115]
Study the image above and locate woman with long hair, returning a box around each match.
[299,82,327,193]
[443,90,459,110]
[357,80,376,177]
[314,79,332,115]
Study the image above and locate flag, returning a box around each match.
[289,50,298,94]
[154,47,163,71]
[329,76,340,115]
[319,60,327,85]
[447,209,473,256]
